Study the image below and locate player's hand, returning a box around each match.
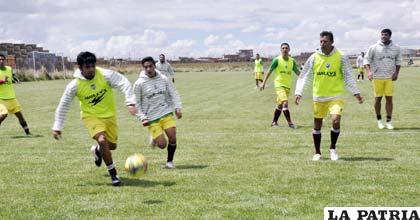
[52,130,61,140]
[175,109,182,119]
[392,72,398,81]
[127,105,137,116]
[367,71,373,81]
[295,95,302,105]
[141,120,150,127]
[355,94,364,104]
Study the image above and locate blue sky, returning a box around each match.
[0,0,419,59]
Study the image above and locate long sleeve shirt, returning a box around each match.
[133,70,181,122]
[363,40,402,79]
[155,61,175,79]
[295,47,360,102]
[52,67,135,131]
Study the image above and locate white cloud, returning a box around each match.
[241,25,260,33]
[204,35,220,46]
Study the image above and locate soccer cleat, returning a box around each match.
[329,149,339,161]
[271,122,279,127]
[288,123,297,129]
[111,175,121,186]
[385,122,394,130]
[312,154,321,161]
[166,161,175,169]
[90,145,102,167]
[377,120,385,129]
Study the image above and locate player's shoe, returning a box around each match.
[166,161,175,169]
[271,122,279,127]
[90,145,102,167]
[111,175,121,186]
[377,120,385,129]
[329,149,339,161]
[385,122,394,130]
[312,154,321,161]
[288,123,297,129]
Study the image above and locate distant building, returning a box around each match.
[223,49,253,62]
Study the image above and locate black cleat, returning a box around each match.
[111,176,121,186]
[90,145,102,167]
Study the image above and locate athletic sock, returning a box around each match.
[282,108,292,124]
[312,129,321,154]
[273,108,281,123]
[386,116,392,122]
[167,143,177,162]
[330,128,340,149]
[376,115,382,121]
[107,163,117,177]
[20,121,30,135]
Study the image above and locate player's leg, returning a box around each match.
[164,126,177,168]
[373,79,385,129]
[384,80,394,129]
[312,118,323,160]
[14,111,30,135]
[328,100,343,160]
[0,102,8,125]
[271,105,281,127]
[0,113,7,125]
[93,131,120,186]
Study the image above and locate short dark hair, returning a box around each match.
[320,31,334,42]
[77,51,96,66]
[159,54,165,57]
[0,54,5,59]
[281,42,290,48]
[381,28,392,36]
[141,56,156,65]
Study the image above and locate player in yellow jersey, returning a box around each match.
[52,52,137,186]
[0,54,31,135]
[260,43,300,128]
[295,31,363,161]
[254,53,264,88]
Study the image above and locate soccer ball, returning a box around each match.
[125,154,148,177]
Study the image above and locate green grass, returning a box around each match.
[0,67,419,219]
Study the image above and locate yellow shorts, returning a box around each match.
[82,116,118,144]
[357,67,364,74]
[148,114,176,139]
[313,99,344,118]
[0,99,22,115]
[255,72,263,80]
[275,87,290,104]
[373,79,393,97]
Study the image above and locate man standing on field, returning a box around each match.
[254,53,264,88]
[295,31,363,161]
[364,28,402,130]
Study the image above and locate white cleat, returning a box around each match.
[329,149,339,161]
[312,154,321,161]
[385,122,394,130]
[377,120,385,129]
[165,161,175,169]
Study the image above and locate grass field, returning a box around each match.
[0,67,419,219]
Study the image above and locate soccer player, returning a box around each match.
[156,54,175,83]
[295,31,363,161]
[134,57,182,169]
[364,28,402,130]
[254,53,264,88]
[356,52,365,81]
[260,43,300,128]
[0,54,31,135]
[52,51,136,186]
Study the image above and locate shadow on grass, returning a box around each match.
[143,200,163,205]
[340,157,394,162]
[119,177,176,187]
[175,164,208,169]
[10,134,44,139]
[393,127,420,131]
